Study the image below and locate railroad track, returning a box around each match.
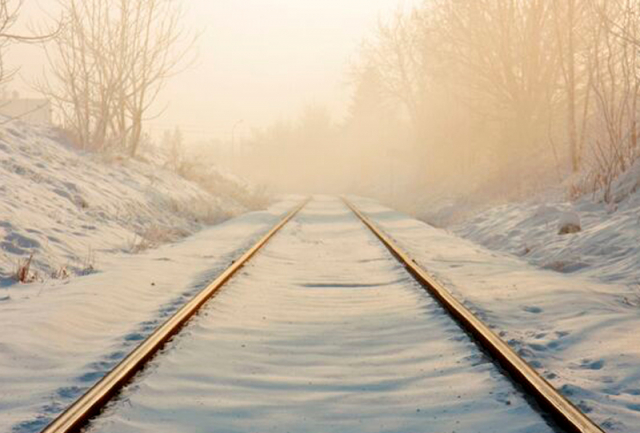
[42,197,603,433]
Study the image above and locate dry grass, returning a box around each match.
[14,254,38,283]
[127,225,190,253]
[52,265,70,280]
[80,247,96,275]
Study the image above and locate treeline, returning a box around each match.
[352,0,640,201]
[235,105,344,193]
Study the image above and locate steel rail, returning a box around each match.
[343,197,604,433]
[42,198,310,433]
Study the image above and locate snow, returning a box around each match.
[607,158,640,205]
[557,211,581,235]
[352,196,640,432]
[447,181,640,287]
[0,117,295,431]
[86,197,556,433]
[0,197,299,433]
[3,114,638,432]
[0,119,250,286]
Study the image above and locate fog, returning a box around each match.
[5,0,640,210]
[8,0,420,139]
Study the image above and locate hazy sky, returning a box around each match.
[8,0,417,142]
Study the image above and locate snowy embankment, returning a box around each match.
[0,120,252,286]
[354,197,640,432]
[447,163,640,289]
[0,119,295,432]
[359,168,640,432]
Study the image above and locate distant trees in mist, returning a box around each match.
[234,0,640,204]
[37,0,194,157]
[353,0,640,201]
[237,105,342,192]
[0,0,631,204]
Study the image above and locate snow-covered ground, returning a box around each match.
[0,120,253,286]
[84,198,555,433]
[447,172,640,290]
[414,161,640,290]
[354,196,640,432]
[2,188,637,432]
[3,114,638,432]
[0,197,299,433]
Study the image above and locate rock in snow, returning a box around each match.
[557,211,581,235]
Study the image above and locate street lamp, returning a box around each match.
[232,119,244,152]
[231,119,244,171]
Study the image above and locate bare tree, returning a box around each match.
[0,0,22,83]
[551,0,592,173]
[121,0,195,156]
[437,0,560,149]
[40,0,194,156]
[352,0,640,200]
[361,8,429,136]
[0,0,59,85]
[584,0,640,201]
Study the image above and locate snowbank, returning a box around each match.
[448,181,640,287]
[397,164,640,432]
[0,120,252,286]
[353,197,640,432]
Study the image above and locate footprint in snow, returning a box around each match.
[580,359,605,370]
[627,403,640,412]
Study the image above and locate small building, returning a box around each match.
[0,93,52,124]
